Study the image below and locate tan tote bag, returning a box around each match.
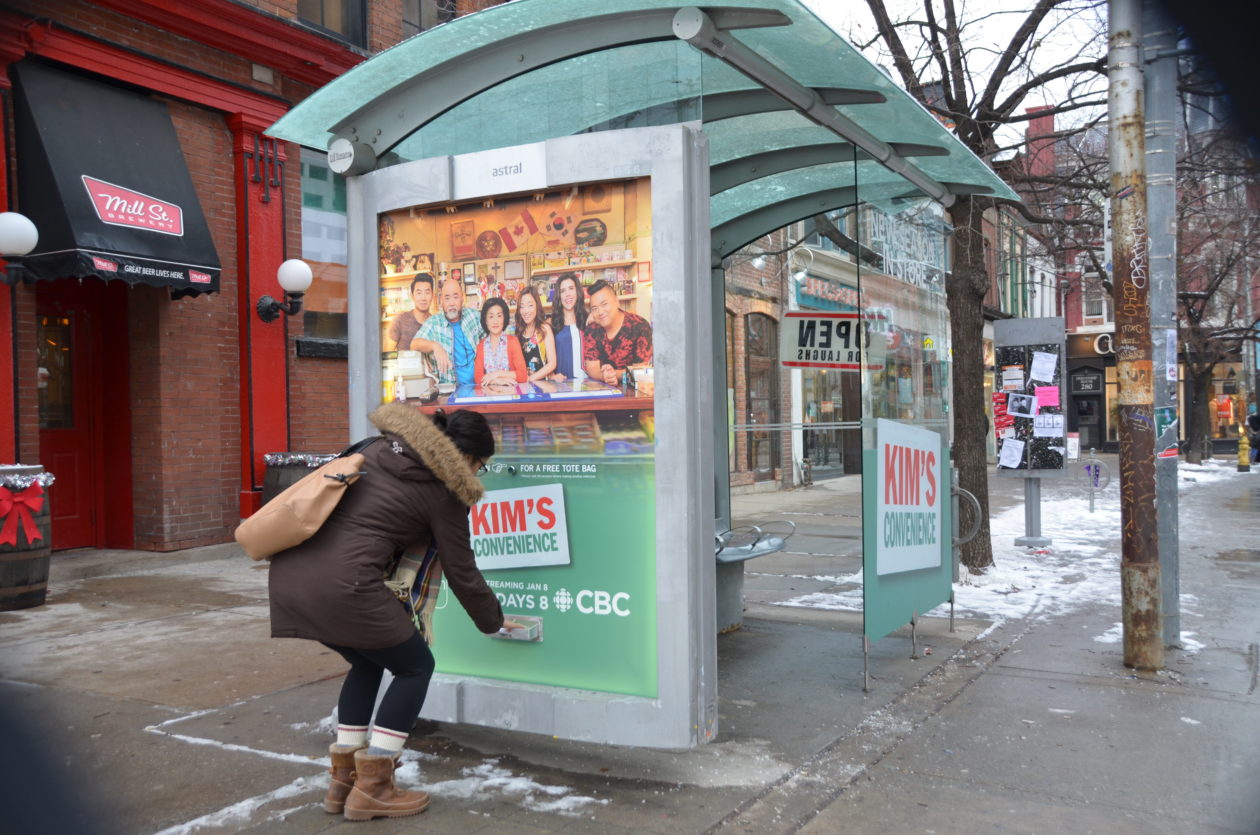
[235,450,368,561]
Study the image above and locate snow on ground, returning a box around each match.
[778,459,1243,633]
[406,758,608,816]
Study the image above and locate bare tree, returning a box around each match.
[858,0,1108,570]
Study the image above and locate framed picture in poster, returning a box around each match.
[503,258,525,281]
[450,220,476,260]
[449,266,463,284]
[412,252,435,274]
[583,182,612,214]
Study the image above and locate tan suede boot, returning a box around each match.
[342,749,430,821]
[323,743,367,814]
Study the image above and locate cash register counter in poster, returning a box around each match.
[378,181,659,698]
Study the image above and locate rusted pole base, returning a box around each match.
[1122,561,1163,670]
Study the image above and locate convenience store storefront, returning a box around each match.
[267,0,1015,748]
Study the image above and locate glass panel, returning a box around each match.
[387,42,703,164]
[38,315,73,429]
[857,198,952,439]
[267,0,1016,204]
[301,148,349,340]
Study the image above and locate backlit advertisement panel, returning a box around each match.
[377,180,658,697]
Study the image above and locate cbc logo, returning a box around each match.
[552,588,631,616]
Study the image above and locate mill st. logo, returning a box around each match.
[81,176,184,236]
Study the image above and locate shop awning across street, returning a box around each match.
[267,0,1015,254]
[12,61,221,295]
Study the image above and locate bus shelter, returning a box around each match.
[268,0,1015,748]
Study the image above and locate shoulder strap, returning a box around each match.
[340,435,383,458]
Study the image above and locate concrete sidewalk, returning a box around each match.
[0,456,1256,833]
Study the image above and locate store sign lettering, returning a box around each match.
[81,176,184,236]
[91,256,118,272]
[470,483,571,570]
[801,276,859,308]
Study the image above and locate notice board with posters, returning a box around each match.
[993,318,1067,474]
[347,125,715,749]
[862,419,952,642]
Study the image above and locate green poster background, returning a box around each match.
[862,432,953,642]
[432,455,657,698]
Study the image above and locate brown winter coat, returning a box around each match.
[268,404,503,648]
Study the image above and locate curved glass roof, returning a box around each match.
[269,0,1018,257]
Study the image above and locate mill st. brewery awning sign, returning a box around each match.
[11,62,220,295]
[779,311,885,371]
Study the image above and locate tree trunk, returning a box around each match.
[1184,368,1214,464]
[946,197,995,571]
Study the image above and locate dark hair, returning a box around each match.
[586,279,616,301]
[514,286,545,336]
[410,273,435,293]
[431,409,495,459]
[479,297,510,333]
[549,272,587,332]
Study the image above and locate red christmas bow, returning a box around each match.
[0,483,44,546]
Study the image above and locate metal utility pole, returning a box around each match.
[1143,0,1180,647]
[1109,0,1162,670]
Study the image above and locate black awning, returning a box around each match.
[12,61,221,296]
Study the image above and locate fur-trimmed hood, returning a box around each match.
[369,403,484,506]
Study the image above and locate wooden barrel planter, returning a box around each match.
[0,465,53,612]
[261,452,337,505]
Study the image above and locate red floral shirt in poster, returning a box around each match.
[582,312,653,371]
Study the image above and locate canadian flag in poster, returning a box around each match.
[497,209,539,252]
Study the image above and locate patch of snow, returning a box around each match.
[1178,459,1239,486]
[411,759,608,817]
[1047,708,1075,715]
[1093,623,1123,644]
[1178,632,1205,653]
[153,775,323,834]
[145,728,321,767]
[1180,716,1201,725]
[773,462,1234,631]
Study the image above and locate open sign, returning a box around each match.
[779,311,885,371]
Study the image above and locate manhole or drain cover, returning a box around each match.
[1215,549,1260,562]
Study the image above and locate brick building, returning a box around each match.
[0,1,486,550]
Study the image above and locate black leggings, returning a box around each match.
[321,631,435,735]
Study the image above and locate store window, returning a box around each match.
[402,0,457,36]
[745,313,780,480]
[298,0,366,46]
[300,148,349,344]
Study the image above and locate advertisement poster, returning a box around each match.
[377,180,658,698]
[862,419,952,643]
[874,418,943,576]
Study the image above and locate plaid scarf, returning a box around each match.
[386,540,444,646]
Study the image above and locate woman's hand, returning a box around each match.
[500,618,528,631]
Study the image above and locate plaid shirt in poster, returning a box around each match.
[416,307,484,385]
